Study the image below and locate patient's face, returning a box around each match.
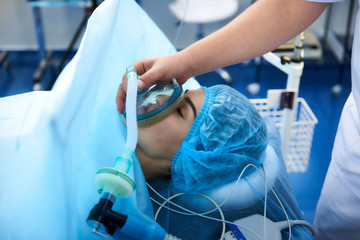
[137,89,205,161]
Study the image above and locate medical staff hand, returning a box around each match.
[116,53,192,113]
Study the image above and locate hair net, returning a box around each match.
[171,85,268,193]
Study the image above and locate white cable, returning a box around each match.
[149,193,263,240]
[147,163,301,240]
[172,0,189,47]
[192,163,263,216]
[148,163,256,217]
[154,192,215,220]
[267,180,291,240]
[147,164,266,240]
[291,220,316,237]
[277,220,316,238]
[255,165,292,240]
[263,165,268,240]
[154,192,226,240]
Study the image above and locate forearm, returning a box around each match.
[179,0,328,77]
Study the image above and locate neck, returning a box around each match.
[135,146,172,179]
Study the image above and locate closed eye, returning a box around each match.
[177,108,184,118]
[184,97,197,119]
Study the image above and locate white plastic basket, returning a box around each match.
[250,97,318,172]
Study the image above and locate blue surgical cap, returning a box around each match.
[171,85,268,193]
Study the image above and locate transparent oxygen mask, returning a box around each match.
[124,78,184,127]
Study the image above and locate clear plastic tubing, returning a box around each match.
[114,66,138,172]
[124,66,138,155]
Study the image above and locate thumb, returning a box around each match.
[137,70,160,89]
[137,78,146,89]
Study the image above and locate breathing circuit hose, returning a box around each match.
[113,66,138,171]
[124,66,138,155]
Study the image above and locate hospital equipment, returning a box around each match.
[247,30,323,96]
[0,51,10,69]
[328,0,356,96]
[124,78,185,127]
[26,0,99,91]
[250,33,318,172]
[0,0,315,239]
[223,214,314,240]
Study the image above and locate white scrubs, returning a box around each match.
[310,0,360,239]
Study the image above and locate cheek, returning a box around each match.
[137,117,186,159]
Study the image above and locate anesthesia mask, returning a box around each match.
[124,78,185,127]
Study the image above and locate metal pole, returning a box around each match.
[47,1,99,90]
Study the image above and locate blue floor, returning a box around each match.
[0,48,351,224]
